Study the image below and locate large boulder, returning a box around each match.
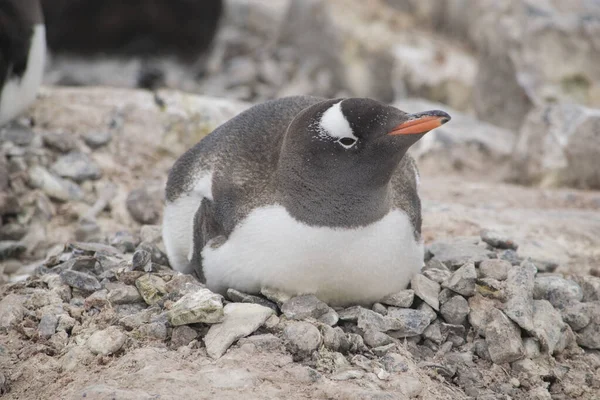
[510,103,600,189]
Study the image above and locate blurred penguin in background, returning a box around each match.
[0,0,46,125]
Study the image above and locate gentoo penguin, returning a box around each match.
[0,0,46,125]
[162,96,450,306]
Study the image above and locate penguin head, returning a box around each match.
[281,97,450,187]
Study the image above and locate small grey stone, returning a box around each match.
[38,313,58,339]
[321,326,349,353]
[479,259,511,281]
[423,321,444,345]
[522,337,541,359]
[57,314,76,332]
[573,275,600,302]
[428,239,494,269]
[260,287,291,307]
[59,270,102,292]
[0,241,26,261]
[205,303,275,358]
[480,229,518,250]
[372,303,388,315]
[356,308,389,332]
[83,131,112,149]
[473,339,491,361]
[107,283,142,304]
[226,288,278,312]
[167,288,224,326]
[0,124,35,145]
[119,308,152,330]
[424,258,450,272]
[126,187,162,225]
[381,353,409,373]
[386,308,431,337]
[560,302,591,331]
[337,305,363,322]
[417,302,437,323]
[317,309,339,326]
[485,308,525,364]
[440,295,469,325]
[346,333,367,353]
[110,231,139,253]
[131,249,152,272]
[531,300,566,355]
[381,289,414,308]
[533,276,583,309]
[237,334,282,351]
[363,329,394,348]
[42,132,77,153]
[575,302,600,349]
[442,262,477,297]
[135,274,167,305]
[51,152,102,182]
[438,288,455,304]
[441,323,466,346]
[281,294,331,320]
[504,261,537,331]
[135,242,169,267]
[137,321,167,340]
[411,275,441,310]
[372,343,395,357]
[171,325,198,348]
[422,268,452,284]
[283,321,322,358]
[468,294,499,337]
[87,326,126,355]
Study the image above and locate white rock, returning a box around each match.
[87,327,127,355]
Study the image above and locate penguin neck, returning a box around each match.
[273,162,394,228]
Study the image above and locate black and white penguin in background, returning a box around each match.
[0,0,46,125]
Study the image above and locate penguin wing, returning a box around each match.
[189,197,224,282]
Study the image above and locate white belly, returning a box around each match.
[202,205,424,306]
[0,25,46,125]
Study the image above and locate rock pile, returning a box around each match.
[1,227,598,398]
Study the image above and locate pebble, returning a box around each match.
[107,283,142,304]
[0,241,26,261]
[560,302,591,331]
[372,343,395,357]
[363,329,394,348]
[260,287,292,307]
[440,295,469,325]
[573,275,600,302]
[135,242,169,267]
[87,326,127,355]
[427,239,493,269]
[385,308,432,337]
[321,325,350,353]
[126,188,161,224]
[59,270,102,292]
[283,321,322,358]
[417,302,438,323]
[82,131,112,149]
[132,249,152,271]
[42,132,77,153]
[137,322,168,340]
[281,294,330,320]
[135,274,167,305]
[167,288,224,326]
[423,321,444,344]
[51,152,102,182]
[438,288,455,304]
[238,334,283,352]
[522,337,541,359]
[480,229,518,250]
[531,300,566,354]
[478,259,511,281]
[381,289,414,308]
[411,275,441,310]
[422,268,452,284]
[170,325,198,348]
[504,261,536,331]
[57,314,76,332]
[204,303,274,358]
[533,276,583,309]
[575,302,600,349]
[0,299,25,332]
[468,294,498,337]
[372,303,388,315]
[226,288,278,312]
[38,313,58,338]
[442,262,477,297]
[139,225,162,244]
[28,165,83,202]
[485,308,525,364]
[84,290,109,310]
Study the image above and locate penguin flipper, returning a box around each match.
[189,197,223,283]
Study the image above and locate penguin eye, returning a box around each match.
[338,137,357,148]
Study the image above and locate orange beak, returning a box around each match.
[388,111,451,136]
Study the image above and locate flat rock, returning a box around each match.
[38,313,59,338]
[260,287,292,307]
[504,261,536,331]
[281,294,332,321]
[480,229,518,250]
[204,303,275,358]
[51,151,102,182]
[0,294,25,330]
[442,262,477,297]
[135,274,167,305]
[478,259,511,281]
[386,308,432,337]
[440,295,469,325]
[531,300,566,355]
[485,308,525,364]
[381,289,414,308]
[363,329,394,348]
[283,321,322,358]
[59,270,102,292]
[468,294,499,337]
[411,275,440,310]
[422,268,451,284]
[533,276,583,309]
[167,288,224,326]
[226,288,278,312]
[428,239,493,269]
[107,283,143,304]
[87,326,126,355]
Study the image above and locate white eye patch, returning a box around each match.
[318,101,357,148]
